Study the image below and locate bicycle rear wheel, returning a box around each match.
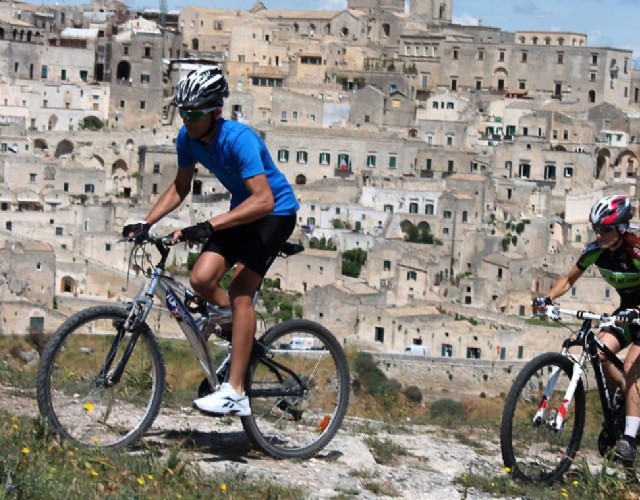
[242,319,350,459]
[36,306,166,450]
[500,352,585,483]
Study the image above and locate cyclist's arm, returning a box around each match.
[144,165,195,225]
[208,173,275,231]
[547,264,584,301]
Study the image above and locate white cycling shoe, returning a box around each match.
[193,383,251,416]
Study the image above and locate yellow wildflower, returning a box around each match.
[502,467,511,474]
[572,480,579,487]
[136,477,145,486]
[561,488,569,498]
[90,470,98,477]
[220,483,227,492]
[21,447,30,455]
[84,403,94,412]
[147,474,154,480]
[93,437,100,444]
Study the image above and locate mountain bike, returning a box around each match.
[500,304,634,483]
[36,233,350,460]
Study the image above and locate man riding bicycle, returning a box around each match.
[123,66,299,417]
[533,194,640,463]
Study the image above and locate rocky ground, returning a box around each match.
[150,410,502,499]
[3,382,515,499]
[148,406,505,500]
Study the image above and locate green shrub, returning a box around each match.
[501,236,510,251]
[186,252,199,271]
[342,248,367,277]
[429,398,467,426]
[79,115,104,131]
[353,351,400,400]
[404,385,423,403]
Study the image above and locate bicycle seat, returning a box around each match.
[280,241,304,256]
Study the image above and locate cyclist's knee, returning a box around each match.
[229,291,254,309]
[189,273,218,296]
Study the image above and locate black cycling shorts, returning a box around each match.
[202,214,296,277]
[608,307,640,347]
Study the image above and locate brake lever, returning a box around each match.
[544,304,561,321]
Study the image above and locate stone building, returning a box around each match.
[109,17,181,131]
[303,280,385,341]
[267,247,342,295]
[3,0,640,364]
[0,239,56,309]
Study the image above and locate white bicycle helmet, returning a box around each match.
[589,194,632,227]
[172,66,229,109]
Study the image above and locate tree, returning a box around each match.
[342,248,367,277]
[79,116,104,131]
[314,236,336,250]
[405,225,442,245]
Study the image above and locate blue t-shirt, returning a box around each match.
[176,118,299,216]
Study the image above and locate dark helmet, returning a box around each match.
[172,66,229,109]
[589,194,632,226]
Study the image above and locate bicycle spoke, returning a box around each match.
[37,306,165,450]
[242,320,349,459]
[501,353,584,483]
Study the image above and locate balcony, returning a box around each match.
[334,168,353,179]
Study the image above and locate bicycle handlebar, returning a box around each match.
[541,305,640,327]
[118,233,177,246]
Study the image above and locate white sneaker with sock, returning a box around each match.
[193,382,251,416]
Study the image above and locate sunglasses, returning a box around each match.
[179,107,217,122]
[591,224,616,234]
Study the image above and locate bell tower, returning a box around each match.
[410,0,452,24]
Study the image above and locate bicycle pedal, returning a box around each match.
[197,378,215,399]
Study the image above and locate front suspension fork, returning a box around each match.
[533,352,585,432]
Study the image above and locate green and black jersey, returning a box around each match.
[577,241,640,308]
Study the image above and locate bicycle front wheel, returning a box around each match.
[500,352,585,483]
[36,306,166,450]
[242,319,350,459]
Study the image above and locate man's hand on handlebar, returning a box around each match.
[532,295,553,314]
[173,221,215,244]
[122,221,151,243]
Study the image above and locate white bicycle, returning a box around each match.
[500,304,634,483]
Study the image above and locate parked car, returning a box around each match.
[404,345,428,356]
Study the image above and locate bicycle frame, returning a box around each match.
[535,307,626,436]
[110,236,306,397]
[110,237,233,392]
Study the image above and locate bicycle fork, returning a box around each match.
[533,351,586,432]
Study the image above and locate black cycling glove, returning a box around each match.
[616,308,639,324]
[122,221,151,243]
[532,296,553,308]
[181,221,215,242]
